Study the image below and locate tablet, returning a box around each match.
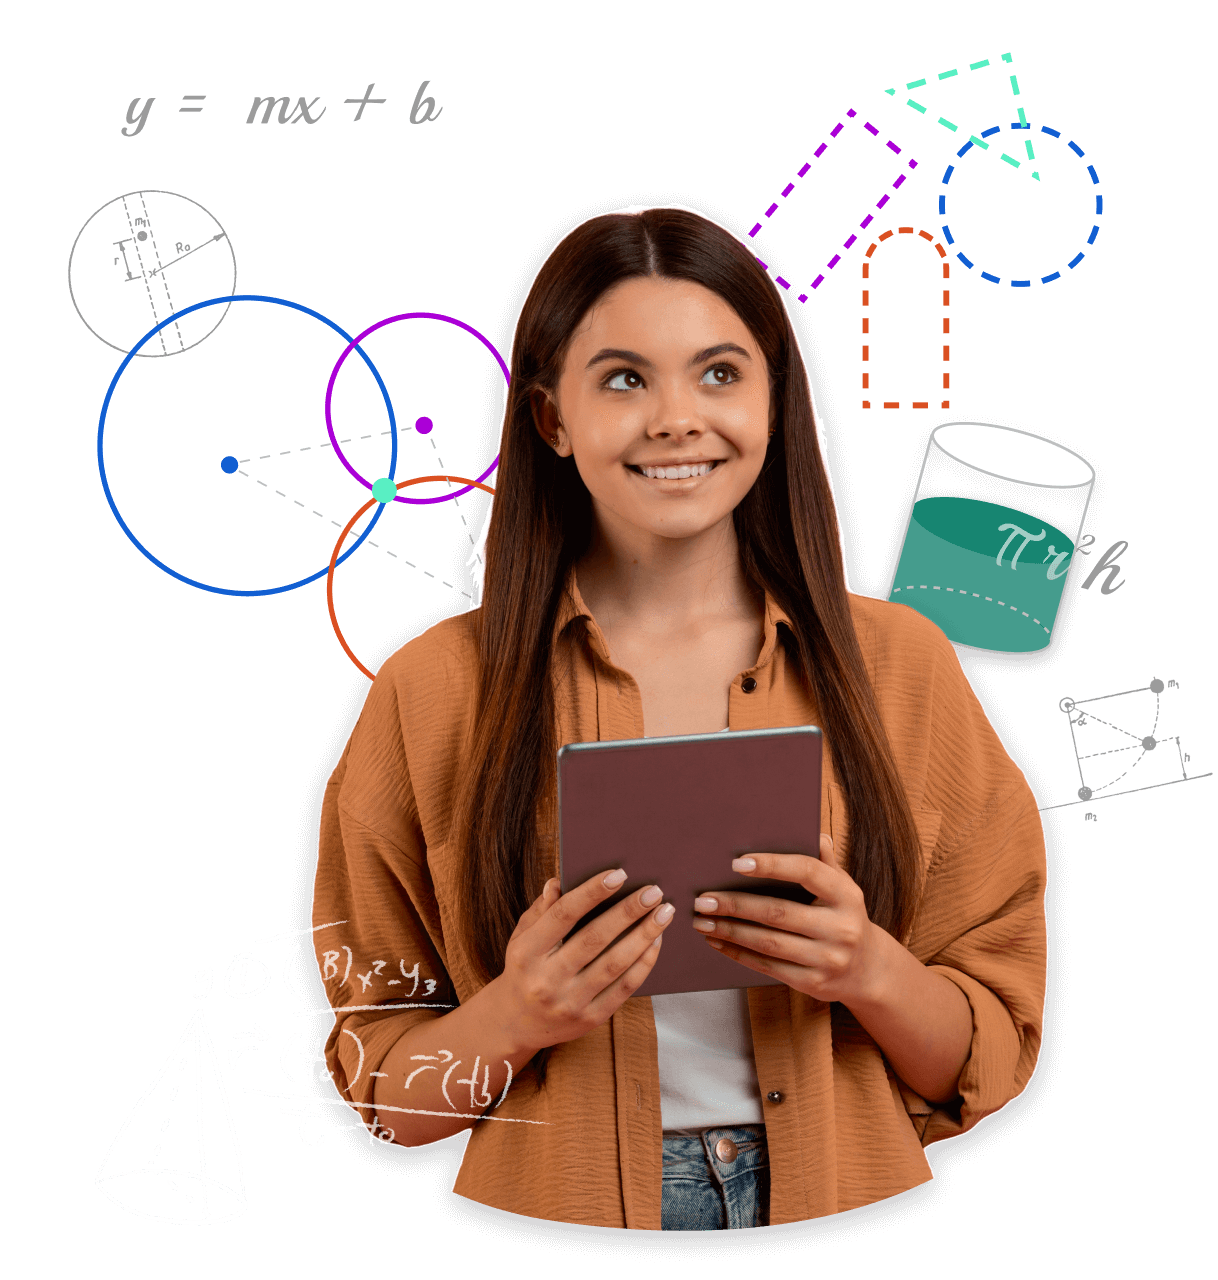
[557,725,822,998]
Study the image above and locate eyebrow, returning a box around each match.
[583,341,753,371]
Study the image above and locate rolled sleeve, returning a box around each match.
[912,779,1047,1144]
[894,616,1047,1145]
[313,679,457,1136]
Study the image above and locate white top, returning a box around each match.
[647,727,764,1132]
[652,987,765,1133]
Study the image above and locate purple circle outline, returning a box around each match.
[324,311,508,504]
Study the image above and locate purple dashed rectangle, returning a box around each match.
[864,122,878,135]
[781,183,794,197]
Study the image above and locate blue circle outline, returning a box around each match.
[97,294,397,597]
[938,123,1103,286]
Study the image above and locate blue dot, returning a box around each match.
[220,455,238,474]
[415,416,433,435]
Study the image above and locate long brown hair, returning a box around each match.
[456,208,922,986]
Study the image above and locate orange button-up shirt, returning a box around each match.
[314,577,1046,1228]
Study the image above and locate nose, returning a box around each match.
[645,381,704,442]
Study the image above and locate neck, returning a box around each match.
[575,505,760,631]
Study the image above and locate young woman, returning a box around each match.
[313,208,1046,1231]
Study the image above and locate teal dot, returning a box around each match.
[371,477,398,503]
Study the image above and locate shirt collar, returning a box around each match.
[551,566,794,674]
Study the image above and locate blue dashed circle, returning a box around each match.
[938,122,1102,286]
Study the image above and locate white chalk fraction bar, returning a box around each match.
[95,1013,247,1226]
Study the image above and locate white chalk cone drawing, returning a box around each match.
[96,1012,247,1226]
[1038,680,1218,808]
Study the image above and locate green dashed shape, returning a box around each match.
[938,68,958,80]
[938,117,958,132]
[970,59,990,70]
[1024,138,1036,160]
[1033,172,1040,181]
[908,98,927,113]
[907,78,927,89]
[969,135,990,150]
[1010,74,1021,96]
[1002,52,1013,62]
[885,87,895,95]
[1001,153,1020,168]
[1017,107,1028,125]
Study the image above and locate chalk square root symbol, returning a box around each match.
[95,1013,246,1227]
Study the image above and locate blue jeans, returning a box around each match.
[660,1124,770,1230]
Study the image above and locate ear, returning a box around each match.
[531,390,573,457]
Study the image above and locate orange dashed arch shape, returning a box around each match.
[860,227,950,410]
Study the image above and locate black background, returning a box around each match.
[56,52,1197,1259]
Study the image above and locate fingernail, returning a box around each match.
[706,938,724,950]
[692,918,715,933]
[732,857,756,872]
[693,896,718,913]
[650,935,663,950]
[639,884,662,906]
[655,902,675,924]
[603,868,627,888]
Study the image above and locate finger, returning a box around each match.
[509,878,560,942]
[818,833,839,870]
[728,851,843,902]
[702,933,812,987]
[557,883,668,973]
[692,889,820,937]
[693,914,823,965]
[523,867,631,957]
[585,932,665,1021]
[576,900,675,999]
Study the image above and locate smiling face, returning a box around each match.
[536,275,773,546]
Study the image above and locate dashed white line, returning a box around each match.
[225,471,460,588]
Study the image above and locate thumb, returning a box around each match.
[511,877,559,938]
[818,832,840,871]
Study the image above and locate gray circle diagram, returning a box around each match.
[69,190,237,356]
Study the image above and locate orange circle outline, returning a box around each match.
[327,475,496,680]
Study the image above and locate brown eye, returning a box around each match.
[700,364,738,386]
[606,369,644,391]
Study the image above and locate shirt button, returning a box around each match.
[714,1137,739,1163]
[741,677,758,693]
[766,1090,783,1104]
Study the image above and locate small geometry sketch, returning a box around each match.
[69,190,236,355]
[96,1012,247,1226]
[1048,678,1212,809]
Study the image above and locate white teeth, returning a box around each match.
[638,462,716,479]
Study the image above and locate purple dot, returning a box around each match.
[415,416,433,435]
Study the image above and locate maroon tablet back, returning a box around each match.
[558,726,822,997]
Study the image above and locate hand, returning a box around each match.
[691,834,884,1005]
[484,869,674,1058]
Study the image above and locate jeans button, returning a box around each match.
[714,1137,739,1163]
[766,1090,783,1104]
